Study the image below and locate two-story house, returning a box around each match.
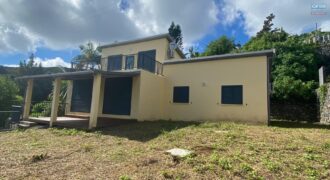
[18,34,274,129]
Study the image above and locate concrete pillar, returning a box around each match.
[89,73,102,129]
[50,78,61,127]
[23,79,34,120]
[65,80,73,114]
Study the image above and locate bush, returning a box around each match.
[0,76,19,110]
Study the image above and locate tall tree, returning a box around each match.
[168,22,183,49]
[256,13,275,37]
[203,35,235,56]
[72,42,101,70]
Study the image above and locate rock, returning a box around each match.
[166,148,192,158]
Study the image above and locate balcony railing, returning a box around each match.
[101,55,164,75]
[70,55,164,75]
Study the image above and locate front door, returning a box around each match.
[102,77,132,115]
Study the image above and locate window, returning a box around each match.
[138,50,156,73]
[125,56,134,70]
[108,55,122,71]
[173,86,189,103]
[221,85,243,104]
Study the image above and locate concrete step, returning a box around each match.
[18,121,38,129]
[20,121,37,126]
[18,123,30,128]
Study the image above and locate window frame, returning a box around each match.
[221,85,243,105]
[107,55,122,71]
[125,55,135,70]
[173,86,190,103]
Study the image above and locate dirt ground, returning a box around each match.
[0,121,329,179]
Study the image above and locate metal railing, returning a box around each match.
[0,104,22,129]
[101,55,164,75]
[30,101,67,117]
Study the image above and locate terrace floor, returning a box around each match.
[28,116,137,129]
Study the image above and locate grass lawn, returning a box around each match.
[0,121,330,179]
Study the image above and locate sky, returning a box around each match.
[0,0,329,67]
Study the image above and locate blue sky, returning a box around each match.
[0,0,328,67]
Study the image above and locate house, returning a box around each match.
[18,34,274,129]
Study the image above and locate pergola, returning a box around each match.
[17,70,140,129]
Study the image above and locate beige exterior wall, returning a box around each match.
[162,56,269,124]
[101,38,182,70]
[136,70,167,121]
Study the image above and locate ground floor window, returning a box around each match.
[221,85,243,104]
[173,86,189,103]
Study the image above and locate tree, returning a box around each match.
[72,42,101,70]
[0,76,20,110]
[187,46,200,58]
[168,22,183,49]
[17,54,52,102]
[243,14,321,103]
[256,13,275,37]
[203,35,235,56]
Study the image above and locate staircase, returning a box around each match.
[18,121,38,129]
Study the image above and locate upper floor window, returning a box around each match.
[221,85,243,104]
[108,55,122,71]
[138,50,156,73]
[125,56,134,70]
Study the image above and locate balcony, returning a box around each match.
[71,54,163,75]
[103,54,163,75]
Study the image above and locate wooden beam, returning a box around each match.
[50,78,61,127]
[23,79,34,120]
[89,73,102,129]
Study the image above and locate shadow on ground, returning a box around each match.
[270,120,330,129]
[97,120,200,142]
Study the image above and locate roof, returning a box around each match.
[163,49,275,65]
[16,70,141,80]
[99,33,185,58]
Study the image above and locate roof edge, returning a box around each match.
[99,33,185,59]
[163,49,275,65]
[99,33,172,49]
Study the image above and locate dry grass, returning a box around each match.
[0,121,330,180]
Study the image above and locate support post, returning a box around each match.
[23,79,34,120]
[89,73,102,129]
[50,78,61,127]
[65,80,73,114]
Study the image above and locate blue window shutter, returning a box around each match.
[173,86,189,103]
[108,55,122,71]
[221,85,243,104]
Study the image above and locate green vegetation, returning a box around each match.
[168,21,183,50]
[72,42,101,70]
[318,84,328,106]
[0,121,329,179]
[0,76,21,110]
[203,35,236,56]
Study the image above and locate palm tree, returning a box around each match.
[72,42,101,70]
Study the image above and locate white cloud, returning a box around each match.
[123,0,220,44]
[2,64,19,67]
[3,57,70,68]
[34,57,71,68]
[0,0,221,53]
[222,0,330,36]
